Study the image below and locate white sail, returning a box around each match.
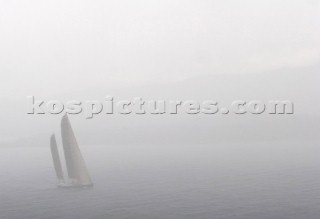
[50,134,64,182]
[61,114,93,187]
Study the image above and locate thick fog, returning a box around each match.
[0,0,319,145]
[0,1,320,218]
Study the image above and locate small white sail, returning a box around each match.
[61,114,93,187]
[50,134,64,182]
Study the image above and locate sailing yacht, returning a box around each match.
[50,114,93,188]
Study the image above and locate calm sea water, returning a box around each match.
[1,143,319,219]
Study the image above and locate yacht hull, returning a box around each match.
[57,183,94,189]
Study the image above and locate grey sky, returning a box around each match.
[0,0,319,99]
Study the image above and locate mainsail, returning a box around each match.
[50,134,64,181]
[61,114,93,187]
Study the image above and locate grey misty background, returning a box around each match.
[0,1,320,219]
[0,0,320,147]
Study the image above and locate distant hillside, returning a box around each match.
[0,64,319,147]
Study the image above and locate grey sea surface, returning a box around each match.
[1,142,319,219]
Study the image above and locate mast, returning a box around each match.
[50,134,64,182]
[61,114,93,186]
